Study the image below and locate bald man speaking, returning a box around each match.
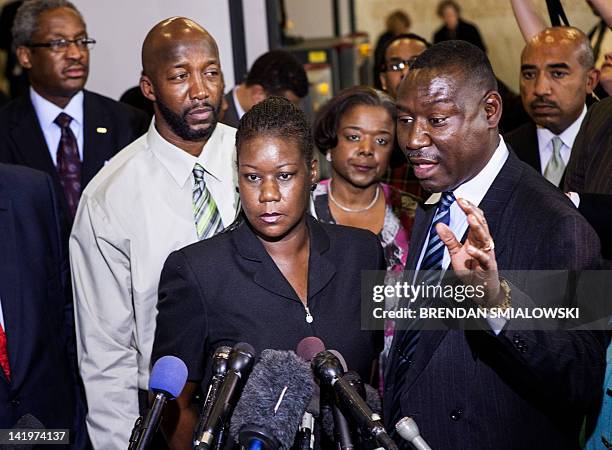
[70,18,239,449]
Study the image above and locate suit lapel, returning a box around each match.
[9,96,58,181]
[233,217,337,303]
[82,91,113,186]
[0,191,22,386]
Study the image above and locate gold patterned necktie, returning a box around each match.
[193,163,223,240]
[543,136,565,186]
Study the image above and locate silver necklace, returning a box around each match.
[328,180,380,213]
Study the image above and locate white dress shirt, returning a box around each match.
[232,86,246,120]
[30,87,84,164]
[536,105,587,174]
[417,137,510,332]
[70,121,239,450]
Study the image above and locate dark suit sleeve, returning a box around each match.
[153,250,209,381]
[564,104,594,193]
[578,194,612,260]
[487,215,607,411]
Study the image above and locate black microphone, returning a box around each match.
[312,351,398,450]
[230,349,314,450]
[320,350,353,450]
[193,345,232,448]
[129,355,188,450]
[194,342,256,450]
[295,337,325,450]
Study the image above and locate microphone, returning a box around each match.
[193,345,232,447]
[129,355,188,450]
[295,337,325,450]
[6,414,45,450]
[194,342,256,450]
[230,349,314,450]
[312,351,398,450]
[320,350,353,450]
[395,417,432,450]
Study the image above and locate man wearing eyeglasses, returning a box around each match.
[380,33,429,197]
[0,0,148,241]
[379,33,429,100]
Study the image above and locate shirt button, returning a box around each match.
[450,408,463,421]
[10,397,20,407]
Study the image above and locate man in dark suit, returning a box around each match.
[0,164,86,448]
[220,50,308,128]
[565,96,612,262]
[0,0,148,235]
[384,40,607,450]
[505,27,599,188]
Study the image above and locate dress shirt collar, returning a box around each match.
[232,87,246,120]
[425,136,510,207]
[147,120,228,188]
[536,105,587,151]
[30,86,84,130]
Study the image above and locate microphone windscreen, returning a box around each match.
[328,349,348,371]
[230,349,315,450]
[365,383,382,415]
[149,355,188,399]
[296,336,325,362]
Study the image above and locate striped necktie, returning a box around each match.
[193,163,223,240]
[388,191,455,426]
[544,136,565,186]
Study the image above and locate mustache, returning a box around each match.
[405,150,439,162]
[530,98,559,109]
[184,101,216,115]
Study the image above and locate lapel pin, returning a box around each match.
[96,127,108,134]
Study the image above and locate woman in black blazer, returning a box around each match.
[152,97,384,448]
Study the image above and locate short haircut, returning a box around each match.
[437,0,461,17]
[236,96,313,166]
[313,86,396,154]
[386,10,411,30]
[12,0,83,49]
[410,40,498,93]
[381,33,430,70]
[245,50,309,98]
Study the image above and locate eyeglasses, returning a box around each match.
[27,37,96,53]
[383,57,417,73]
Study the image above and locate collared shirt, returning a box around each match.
[417,136,509,271]
[416,137,510,333]
[30,87,84,164]
[69,121,239,450]
[232,86,246,120]
[536,106,587,174]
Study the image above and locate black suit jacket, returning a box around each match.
[0,90,149,237]
[565,97,612,261]
[152,216,384,386]
[384,151,606,449]
[0,164,86,448]
[220,89,240,129]
[504,121,540,171]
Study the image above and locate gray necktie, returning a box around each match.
[544,136,565,186]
